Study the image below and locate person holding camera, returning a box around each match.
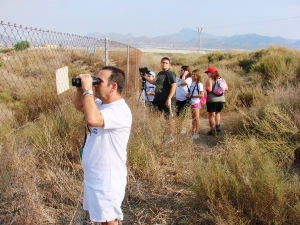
[142,57,176,119]
[74,66,132,225]
[175,65,192,116]
[145,71,156,108]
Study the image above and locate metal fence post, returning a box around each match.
[135,48,138,90]
[126,45,130,96]
[105,38,108,66]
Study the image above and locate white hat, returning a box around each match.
[149,71,155,78]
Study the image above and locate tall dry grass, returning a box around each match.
[0,106,84,224]
[0,47,107,223]
[194,136,300,224]
[191,47,300,224]
[0,45,300,224]
[141,47,300,224]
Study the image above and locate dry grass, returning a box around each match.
[0,46,300,224]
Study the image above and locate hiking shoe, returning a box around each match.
[191,133,200,140]
[216,125,221,132]
[207,129,216,136]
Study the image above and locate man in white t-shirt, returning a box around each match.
[74,66,132,225]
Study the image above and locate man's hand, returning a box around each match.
[165,98,171,107]
[78,74,93,91]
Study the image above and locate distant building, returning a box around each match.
[40,44,58,49]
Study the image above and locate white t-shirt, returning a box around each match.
[189,82,203,104]
[82,98,132,191]
[175,77,192,101]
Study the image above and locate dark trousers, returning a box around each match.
[152,99,173,119]
[175,100,188,116]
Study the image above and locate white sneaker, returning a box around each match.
[191,133,199,139]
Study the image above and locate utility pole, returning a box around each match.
[196,27,203,52]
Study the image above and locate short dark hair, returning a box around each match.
[102,66,125,94]
[161,57,171,63]
[181,65,191,78]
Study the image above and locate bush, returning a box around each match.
[237,91,256,107]
[251,49,267,60]
[14,40,30,51]
[193,139,300,224]
[238,58,256,73]
[207,51,225,63]
[250,46,300,88]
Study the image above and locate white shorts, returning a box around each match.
[83,183,126,223]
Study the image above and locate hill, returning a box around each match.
[87,28,300,50]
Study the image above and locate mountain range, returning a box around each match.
[88,28,300,51]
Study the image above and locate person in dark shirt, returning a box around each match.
[143,57,176,119]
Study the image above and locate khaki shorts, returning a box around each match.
[83,183,126,223]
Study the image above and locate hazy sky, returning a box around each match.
[1,0,300,40]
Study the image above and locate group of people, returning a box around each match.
[142,57,228,139]
[72,57,228,224]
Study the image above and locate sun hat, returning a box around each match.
[149,71,156,78]
[204,67,217,73]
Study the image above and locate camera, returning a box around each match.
[139,67,150,76]
[71,76,101,87]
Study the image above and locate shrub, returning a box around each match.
[14,40,30,51]
[238,58,256,73]
[250,46,300,88]
[0,92,15,103]
[251,49,266,60]
[207,51,225,64]
[193,138,300,224]
[237,91,256,107]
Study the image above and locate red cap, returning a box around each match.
[204,67,217,73]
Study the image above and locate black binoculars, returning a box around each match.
[71,76,101,87]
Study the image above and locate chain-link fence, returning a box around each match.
[0,21,142,224]
[0,21,142,138]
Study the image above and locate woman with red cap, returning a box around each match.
[204,67,228,135]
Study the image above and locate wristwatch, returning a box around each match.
[83,89,93,96]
